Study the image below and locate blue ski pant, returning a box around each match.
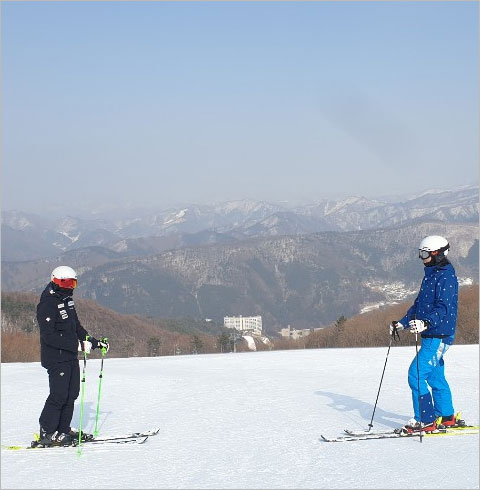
[408,337,454,424]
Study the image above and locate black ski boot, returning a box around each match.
[36,427,57,447]
[54,432,74,446]
[35,427,73,447]
[69,427,94,442]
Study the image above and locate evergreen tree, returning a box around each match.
[217,332,230,352]
[147,337,161,356]
[335,315,347,329]
[335,315,347,340]
[191,335,203,354]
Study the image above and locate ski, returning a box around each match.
[321,428,478,442]
[76,435,149,446]
[89,427,160,442]
[3,436,149,451]
[3,427,159,451]
[344,424,479,437]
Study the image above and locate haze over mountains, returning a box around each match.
[2,184,477,261]
[2,185,478,333]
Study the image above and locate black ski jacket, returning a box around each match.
[36,283,98,368]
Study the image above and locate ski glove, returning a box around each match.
[78,340,93,354]
[97,338,110,354]
[389,321,403,336]
[408,319,427,334]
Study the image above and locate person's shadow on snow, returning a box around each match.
[72,402,113,434]
[315,391,408,429]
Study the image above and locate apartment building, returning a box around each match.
[224,315,263,336]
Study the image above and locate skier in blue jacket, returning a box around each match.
[389,235,460,434]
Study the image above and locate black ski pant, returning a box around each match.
[39,359,80,434]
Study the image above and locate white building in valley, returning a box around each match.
[279,325,324,340]
[224,315,263,336]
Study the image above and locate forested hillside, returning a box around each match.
[3,222,478,333]
[276,285,479,349]
[1,285,477,362]
[1,292,229,362]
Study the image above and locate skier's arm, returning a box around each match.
[37,301,78,352]
[73,309,98,347]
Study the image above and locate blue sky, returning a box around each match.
[1,1,478,213]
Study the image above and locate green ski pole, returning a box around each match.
[77,335,89,455]
[93,337,108,437]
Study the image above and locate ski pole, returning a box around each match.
[368,326,400,431]
[93,337,108,437]
[77,335,89,455]
[415,332,423,443]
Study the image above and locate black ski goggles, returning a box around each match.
[419,249,435,259]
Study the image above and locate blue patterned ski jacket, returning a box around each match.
[400,262,458,345]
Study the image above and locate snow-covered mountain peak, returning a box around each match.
[55,216,82,233]
[164,208,189,225]
[323,196,383,216]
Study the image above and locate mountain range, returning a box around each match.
[2,185,477,262]
[1,222,477,333]
[2,185,478,333]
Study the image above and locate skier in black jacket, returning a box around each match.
[37,266,109,446]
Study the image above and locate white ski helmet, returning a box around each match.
[418,236,450,260]
[51,266,78,289]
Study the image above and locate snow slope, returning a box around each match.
[1,345,478,489]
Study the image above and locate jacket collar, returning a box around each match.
[49,282,73,300]
[424,262,452,275]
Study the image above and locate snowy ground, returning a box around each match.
[1,345,479,489]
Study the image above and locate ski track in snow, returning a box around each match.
[1,345,479,489]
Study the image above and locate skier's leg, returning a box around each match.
[39,363,71,433]
[426,342,454,418]
[408,338,436,423]
[57,360,80,434]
